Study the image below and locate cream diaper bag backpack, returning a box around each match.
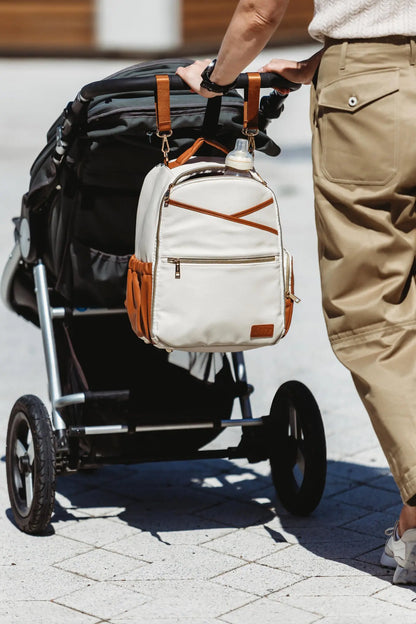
[125,74,298,352]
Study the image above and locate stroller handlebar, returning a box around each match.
[53,72,299,164]
[79,72,301,101]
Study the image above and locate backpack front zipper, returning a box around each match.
[167,255,277,279]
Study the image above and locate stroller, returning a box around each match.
[1,59,326,535]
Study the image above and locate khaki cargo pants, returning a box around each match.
[311,37,416,503]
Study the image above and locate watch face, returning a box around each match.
[201,60,216,81]
[206,60,216,76]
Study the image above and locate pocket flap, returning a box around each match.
[318,68,400,112]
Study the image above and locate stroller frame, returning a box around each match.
[4,69,327,534]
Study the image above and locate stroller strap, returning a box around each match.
[155,74,172,135]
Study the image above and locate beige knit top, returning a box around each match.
[309,0,416,42]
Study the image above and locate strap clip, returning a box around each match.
[156,129,173,165]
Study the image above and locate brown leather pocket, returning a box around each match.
[285,295,294,336]
[283,251,297,336]
[125,255,153,342]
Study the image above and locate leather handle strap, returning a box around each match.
[168,137,229,169]
[243,72,261,133]
[155,74,171,134]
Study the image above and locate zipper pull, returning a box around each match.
[168,258,181,278]
[286,292,301,303]
[163,183,173,206]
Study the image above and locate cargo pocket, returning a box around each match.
[125,256,153,342]
[317,68,399,185]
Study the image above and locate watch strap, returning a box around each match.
[200,59,237,94]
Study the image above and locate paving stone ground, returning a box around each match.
[1,48,415,623]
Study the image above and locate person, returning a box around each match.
[176,0,416,584]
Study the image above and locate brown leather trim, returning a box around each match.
[231,197,274,218]
[244,73,261,131]
[168,136,229,169]
[125,256,153,342]
[155,75,171,134]
[284,257,295,336]
[284,297,294,336]
[168,198,278,236]
[250,324,274,339]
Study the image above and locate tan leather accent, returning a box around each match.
[168,198,278,236]
[155,74,171,134]
[244,73,261,132]
[231,197,274,218]
[250,324,274,338]
[284,258,295,335]
[168,137,229,169]
[125,256,153,342]
[284,297,294,336]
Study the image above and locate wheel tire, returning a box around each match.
[268,381,326,516]
[6,395,56,534]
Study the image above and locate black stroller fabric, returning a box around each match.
[17,58,280,312]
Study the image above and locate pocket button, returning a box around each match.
[348,96,358,107]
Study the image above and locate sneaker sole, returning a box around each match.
[380,551,396,569]
[393,564,416,585]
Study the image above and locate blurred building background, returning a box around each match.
[0,0,314,57]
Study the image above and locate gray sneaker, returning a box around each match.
[381,523,416,584]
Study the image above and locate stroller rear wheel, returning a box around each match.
[6,395,56,534]
[268,381,326,516]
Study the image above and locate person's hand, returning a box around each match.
[259,49,324,85]
[176,60,220,98]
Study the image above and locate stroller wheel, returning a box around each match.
[6,395,56,534]
[268,381,326,516]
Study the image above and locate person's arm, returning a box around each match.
[176,0,289,96]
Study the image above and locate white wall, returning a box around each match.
[96,0,182,52]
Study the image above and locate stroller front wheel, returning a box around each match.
[6,395,56,534]
[268,381,326,516]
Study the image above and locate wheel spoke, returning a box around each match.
[289,407,299,439]
[296,448,305,475]
[15,439,27,459]
[27,430,35,465]
[13,465,24,493]
[24,472,34,509]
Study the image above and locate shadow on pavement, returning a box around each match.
[4,453,411,588]
[46,456,405,575]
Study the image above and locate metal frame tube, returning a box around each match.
[68,417,264,437]
[54,393,86,409]
[232,352,253,419]
[51,307,126,319]
[33,262,66,432]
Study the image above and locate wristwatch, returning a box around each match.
[200,59,238,94]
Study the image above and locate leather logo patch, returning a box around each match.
[250,324,274,338]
